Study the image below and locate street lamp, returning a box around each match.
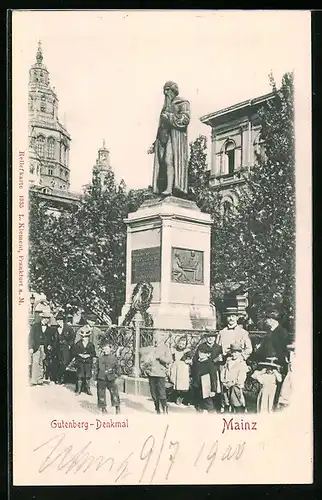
[30,293,35,316]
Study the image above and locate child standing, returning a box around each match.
[94,341,122,414]
[190,343,218,413]
[251,359,282,413]
[221,343,249,413]
[73,329,96,395]
[169,336,192,405]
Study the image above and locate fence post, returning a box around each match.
[133,312,143,381]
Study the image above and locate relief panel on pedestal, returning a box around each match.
[171,247,204,284]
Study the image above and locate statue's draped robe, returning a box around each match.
[152,97,190,194]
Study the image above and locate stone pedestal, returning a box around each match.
[119,196,216,330]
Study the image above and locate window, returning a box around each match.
[28,98,33,111]
[61,143,68,165]
[40,95,46,112]
[47,138,55,159]
[48,167,54,176]
[36,136,45,157]
[30,164,35,175]
[225,140,235,175]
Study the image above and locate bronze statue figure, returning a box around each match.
[148,81,190,197]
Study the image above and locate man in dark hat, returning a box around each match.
[253,305,291,410]
[50,311,76,384]
[254,305,290,376]
[72,328,96,395]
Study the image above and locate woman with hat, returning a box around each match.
[28,306,53,385]
[251,358,283,413]
[72,327,96,396]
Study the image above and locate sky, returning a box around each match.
[13,10,310,193]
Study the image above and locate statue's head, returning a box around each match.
[163,81,179,98]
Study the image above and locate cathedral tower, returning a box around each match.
[92,140,112,191]
[28,41,71,191]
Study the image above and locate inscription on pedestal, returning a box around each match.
[171,247,204,284]
[131,247,161,283]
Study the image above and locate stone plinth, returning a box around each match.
[119,196,216,329]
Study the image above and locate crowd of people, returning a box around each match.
[28,308,122,414]
[28,299,295,416]
[140,302,295,415]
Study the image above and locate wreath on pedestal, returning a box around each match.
[121,282,154,327]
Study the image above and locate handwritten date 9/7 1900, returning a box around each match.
[33,425,246,483]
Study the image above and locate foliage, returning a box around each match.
[232,72,295,329]
[187,73,295,330]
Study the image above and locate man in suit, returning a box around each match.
[50,311,76,384]
[28,307,52,385]
[254,306,290,375]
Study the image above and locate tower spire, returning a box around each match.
[103,139,106,149]
[36,40,43,64]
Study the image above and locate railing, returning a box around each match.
[30,317,271,381]
[140,327,266,352]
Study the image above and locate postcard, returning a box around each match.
[11,9,313,485]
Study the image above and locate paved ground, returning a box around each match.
[28,380,196,415]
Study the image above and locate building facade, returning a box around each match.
[200,92,274,318]
[200,92,273,212]
[28,41,80,212]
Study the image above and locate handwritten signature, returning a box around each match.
[33,425,246,483]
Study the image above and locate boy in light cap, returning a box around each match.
[72,328,96,396]
[221,343,249,413]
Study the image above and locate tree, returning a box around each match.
[29,169,157,323]
[187,73,295,330]
[219,72,295,329]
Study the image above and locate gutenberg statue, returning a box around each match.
[148,81,190,196]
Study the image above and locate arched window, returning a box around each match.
[61,143,68,165]
[225,140,235,175]
[47,138,55,159]
[48,166,54,176]
[36,136,45,157]
[40,94,46,112]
